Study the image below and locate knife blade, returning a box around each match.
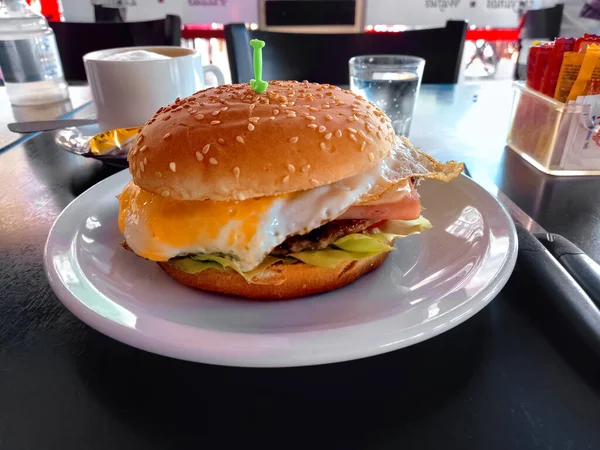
[8,119,98,133]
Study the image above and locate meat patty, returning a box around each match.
[271,219,379,256]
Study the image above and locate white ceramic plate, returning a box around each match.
[44,170,517,367]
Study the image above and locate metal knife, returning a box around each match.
[8,119,98,133]
[465,169,600,355]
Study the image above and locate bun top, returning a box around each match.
[128,80,395,201]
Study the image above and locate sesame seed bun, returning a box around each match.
[158,252,389,300]
[128,81,395,201]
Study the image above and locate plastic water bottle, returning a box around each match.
[0,0,68,106]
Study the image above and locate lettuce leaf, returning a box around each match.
[170,255,289,282]
[289,248,382,268]
[170,216,432,275]
[378,216,432,235]
[333,233,395,253]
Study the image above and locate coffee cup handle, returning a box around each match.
[203,65,225,87]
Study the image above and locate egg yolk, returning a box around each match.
[118,181,277,261]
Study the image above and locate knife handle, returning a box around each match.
[516,224,600,355]
[535,233,600,308]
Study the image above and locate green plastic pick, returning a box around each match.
[249,39,268,93]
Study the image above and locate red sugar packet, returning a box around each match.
[529,43,552,92]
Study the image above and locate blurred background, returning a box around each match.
[9,0,577,86]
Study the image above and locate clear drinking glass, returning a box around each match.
[349,55,425,137]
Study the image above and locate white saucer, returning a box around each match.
[44,170,517,367]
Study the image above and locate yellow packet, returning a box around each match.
[554,52,585,102]
[567,44,600,101]
[89,127,142,155]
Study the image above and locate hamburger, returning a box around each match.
[119,80,463,299]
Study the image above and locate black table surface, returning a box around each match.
[1,83,600,450]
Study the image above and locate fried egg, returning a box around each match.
[118,138,462,271]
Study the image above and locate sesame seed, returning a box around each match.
[308,124,318,129]
[195,151,203,161]
[233,167,240,178]
[287,164,295,172]
[367,137,374,144]
[306,116,316,121]
[248,123,255,131]
[287,112,296,118]
[324,133,332,140]
[163,115,171,121]
[236,136,244,144]
[169,162,176,172]
[273,109,280,115]
[155,172,162,178]
[368,152,375,162]
[335,130,342,138]
[212,110,220,116]
[136,135,144,144]
[302,164,311,173]
[310,179,319,187]
[218,138,225,145]
[309,107,319,112]
[282,175,290,183]
[358,130,367,138]
[131,148,138,156]
[143,157,147,165]
[325,114,333,120]
[318,126,326,133]
[201,144,210,154]
[163,133,171,140]
[349,134,357,142]
[270,116,275,120]
[360,141,366,152]
[348,116,356,122]
[376,131,383,139]
[221,107,228,111]
[348,127,357,134]
[322,104,331,109]
[161,190,170,197]
[209,158,218,165]
[289,137,299,144]
[249,117,260,123]
[140,162,145,173]
[320,142,327,151]
[194,114,205,120]
[139,145,148,152]
[173,106,183,112]
[210,120,220,125]
[238,193,246,201]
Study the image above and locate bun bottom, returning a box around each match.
[158,253,389,300]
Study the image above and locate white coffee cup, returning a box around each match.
[84,46,225,131]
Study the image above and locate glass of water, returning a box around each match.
[349,55,425,137]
